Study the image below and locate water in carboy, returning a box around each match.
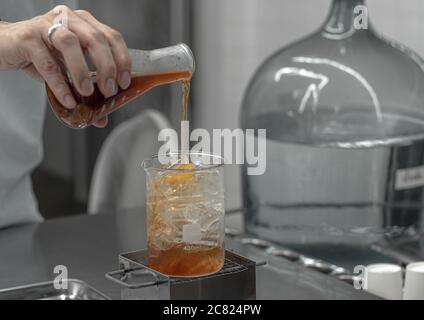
[241,0,424,259]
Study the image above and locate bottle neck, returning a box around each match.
[323,0,369,39]
[129,44,195,77]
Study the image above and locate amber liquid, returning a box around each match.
[146,80,226,276]
[47,71,192,129]
[146,168,225,277]
[148,243,225,277]
[181,79,190,121]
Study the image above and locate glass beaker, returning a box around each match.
[47,43,195,129]
[143,152,225,277]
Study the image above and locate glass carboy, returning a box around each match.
[241,0,424,254]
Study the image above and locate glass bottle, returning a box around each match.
[241,0,424,256]
[47,43,195,129]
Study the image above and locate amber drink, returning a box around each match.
[143,153,225,277]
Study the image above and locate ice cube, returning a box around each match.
[182,223,202,243]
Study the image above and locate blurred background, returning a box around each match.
[29,0,424,219]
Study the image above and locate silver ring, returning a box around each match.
[47,23,64,46]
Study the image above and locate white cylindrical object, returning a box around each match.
[365,264,403,300]
[403,262,424,300]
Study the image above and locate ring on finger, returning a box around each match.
[47,23,65,46]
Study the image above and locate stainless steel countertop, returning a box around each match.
[0,209,377,300]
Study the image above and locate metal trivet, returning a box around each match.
[106,249,260,300]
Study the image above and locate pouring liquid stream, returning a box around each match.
[146,76,226,277]
[181,79,191,164]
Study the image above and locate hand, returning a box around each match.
[0,5,132,128]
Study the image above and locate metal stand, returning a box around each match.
[106,249,260,300]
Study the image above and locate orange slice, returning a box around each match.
[164,163,195,185]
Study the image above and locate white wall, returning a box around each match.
[192,0,424,210]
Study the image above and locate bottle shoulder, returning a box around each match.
[241,31,424,146]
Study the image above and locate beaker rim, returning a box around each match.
[142,152,224,172]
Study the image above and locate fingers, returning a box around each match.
[30,43,76,109]
[47,26,94,96]
[75,10,132,90]
[65,12,118,98]
[41,12,115,98]
[29,5,130,130]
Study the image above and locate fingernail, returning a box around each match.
[64,94,76,109]
[119,71,131,90]
[105,78,118,98]
[81,77,94,95]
